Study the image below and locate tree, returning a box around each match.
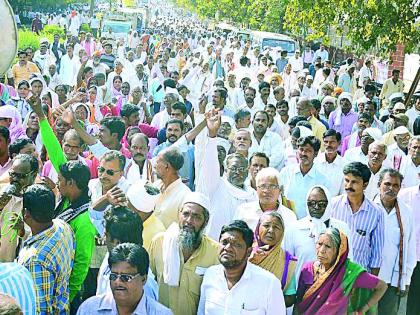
[284,0,420,54]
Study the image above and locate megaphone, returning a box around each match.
[0,0,18,76]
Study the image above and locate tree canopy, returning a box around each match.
[174,0,420,54]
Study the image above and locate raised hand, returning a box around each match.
[205,108,221,138]
[27,94,44,118]
[61,107,76,125]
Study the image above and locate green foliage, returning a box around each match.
[80,23,92,33]
[18,29,41,51]
[284,0,420,54]
[42,25,65,37]
[174,0,419,54]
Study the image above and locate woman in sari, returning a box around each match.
[250,211,297,307]
[295,227,387,314]
[23,111,42,154]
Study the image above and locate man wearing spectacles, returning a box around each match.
[0,154,38,262]
[78,243,172,315]
[235,167,297,231]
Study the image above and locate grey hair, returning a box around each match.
[378,168,404,186]
[260,211,284,232]
[256,167,281,187]
[409,135,420,147]
[368,140,388,155]
[319,227,341,250]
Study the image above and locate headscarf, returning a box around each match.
[295,185,332,240]
[0,105,25,142]
[297,229,370,314]
[250,212,297,289]
[269,73,283,87]
[23,111,43,153]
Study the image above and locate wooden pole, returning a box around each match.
[404,66,420,107]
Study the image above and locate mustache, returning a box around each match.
[345,188,356,192]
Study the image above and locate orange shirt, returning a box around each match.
[11,62,40,85]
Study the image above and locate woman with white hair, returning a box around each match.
[235,167,297,231]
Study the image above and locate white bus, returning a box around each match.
[251,31,298,57]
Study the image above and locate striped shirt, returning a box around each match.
[329,194,385,270]
[0,263,36,315]
[17,219,75,315]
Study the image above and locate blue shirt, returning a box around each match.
[280,164,331,219]
[0,263,37,315]
[77,292,173,315]
[276,58,288,73]
[329,194,385,270]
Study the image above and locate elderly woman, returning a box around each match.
[235,167,297,231]
[295,227,387,314]
[284,185,351,283]
[250,211,297,307]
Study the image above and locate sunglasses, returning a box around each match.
[307,201,328,209]
[98,167,120,176]
[9,171,33,179]
[109,272,140,282]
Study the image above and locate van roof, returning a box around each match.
[251,31,295,41]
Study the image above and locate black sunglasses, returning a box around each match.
[109,273,140,283]
[98,167,120,176]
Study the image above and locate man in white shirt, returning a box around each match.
[59,44,80,87]
[364,141,389,199]
[151,93,179,130]
[399,136,420,188]
[344,127,381,165]
[196,112,257,240]
[280,136,331,219]
[198,220,286,315]
[289,50,303,73]
[88,150,130,235]
[374,169,416,315]
[387,126,410,167]
[358,59,373,88]
[235,167,297,231]
[315,129,346,196]
[248,111,284,170]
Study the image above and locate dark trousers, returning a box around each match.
[378,286,399,315]
[70,292,82,315]
[407,262,420,315]
[82,268,100,301]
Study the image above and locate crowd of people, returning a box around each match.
[1,3,420,315]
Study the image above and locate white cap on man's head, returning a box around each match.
[183,192,210,211]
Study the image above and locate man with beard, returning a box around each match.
[373,169,416,315]
[86,51,109,76]
[232,129,252,158]
[149,193,219,315]
[280,136,330,219]
[197,112,257,240]
[198,220,285,314]
[328,93,358,141]
[329,162,384,274]
[249,111,284,170]
[364,141,389,199]
[387,126,410,167]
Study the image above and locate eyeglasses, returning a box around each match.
[257,184,280,191]
[228,166,247,173]
[307,201,328,209]
[98,167,121,176]
[9,171,32,179]
[109,272,141,283]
